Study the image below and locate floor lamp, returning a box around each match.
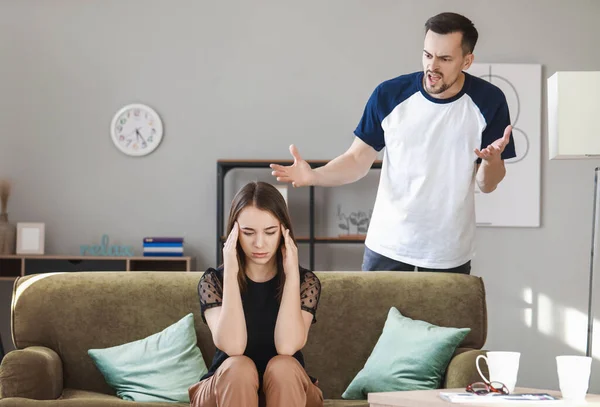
[548,71,600,357]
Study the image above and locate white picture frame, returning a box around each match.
[16,223,45,255]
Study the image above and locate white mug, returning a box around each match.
[476,351,521,393]
[556,355,592,401]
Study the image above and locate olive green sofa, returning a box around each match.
[0,271,488,407]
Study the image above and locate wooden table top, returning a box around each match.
[368,387,600,407]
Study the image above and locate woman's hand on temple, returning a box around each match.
[223,222,240,278]
[281,225,299,276]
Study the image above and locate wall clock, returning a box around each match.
[110,103,163,156]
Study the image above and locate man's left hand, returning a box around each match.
[474,125,512,162]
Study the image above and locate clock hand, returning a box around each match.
[135,128,148,146]
[135,128,147,142]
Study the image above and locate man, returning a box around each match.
[270,12,516,274]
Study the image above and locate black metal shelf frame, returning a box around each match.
[216,160,382,270]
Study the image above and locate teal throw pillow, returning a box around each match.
[342,307,470,400]
[88,313,207,403]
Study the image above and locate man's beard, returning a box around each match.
[424,71,458,95]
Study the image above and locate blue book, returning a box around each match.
[143,242,183,248]
[143,252,184,257]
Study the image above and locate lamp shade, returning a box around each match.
[548,71,600,160]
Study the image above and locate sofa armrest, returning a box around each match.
[0,346,63,400]
[443,348,488,389]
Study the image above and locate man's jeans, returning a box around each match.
[361,246,471,274]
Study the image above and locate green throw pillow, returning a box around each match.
[342,307,470,400]
[88,313,208,403]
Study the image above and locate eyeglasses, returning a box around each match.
[466,381,510,395]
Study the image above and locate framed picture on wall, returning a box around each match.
[16,223,45,255]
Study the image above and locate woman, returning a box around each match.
[189,181,323,407]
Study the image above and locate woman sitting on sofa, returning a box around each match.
[189,181,323,407]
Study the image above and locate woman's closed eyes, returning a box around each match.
[241,224,280,237]
[242,231,277,236]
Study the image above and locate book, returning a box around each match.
[143,247,183,253]
[143,237,184,243]
[143,252,184,257]
[439,392,560,403]
[143,242,183,248]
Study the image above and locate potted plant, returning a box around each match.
[337,205,372,238]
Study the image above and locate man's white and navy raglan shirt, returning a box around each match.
[355,71,516,268]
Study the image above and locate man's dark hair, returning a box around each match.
[424,12,478,55]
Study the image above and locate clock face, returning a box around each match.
[110,104,163,156]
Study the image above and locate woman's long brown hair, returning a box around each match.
[224,181,297,300]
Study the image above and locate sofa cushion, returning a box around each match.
[341,307,470,400]
[305,272,486,398]
[87,313,207,403]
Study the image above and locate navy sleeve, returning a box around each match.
[479,96,517,164]
[354,85,385,151]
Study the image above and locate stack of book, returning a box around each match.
[143,237,184,257]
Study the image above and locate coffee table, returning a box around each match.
[368,387,600,407]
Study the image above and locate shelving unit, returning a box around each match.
[216,159,382,269]
[0,255,194,280]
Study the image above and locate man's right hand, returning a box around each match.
[270,145,315,187]
[223,222,240,277]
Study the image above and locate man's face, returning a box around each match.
[422,30,473,98]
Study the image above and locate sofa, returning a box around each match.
[0,271,488,407]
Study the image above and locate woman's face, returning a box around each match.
[236,205,282,267]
